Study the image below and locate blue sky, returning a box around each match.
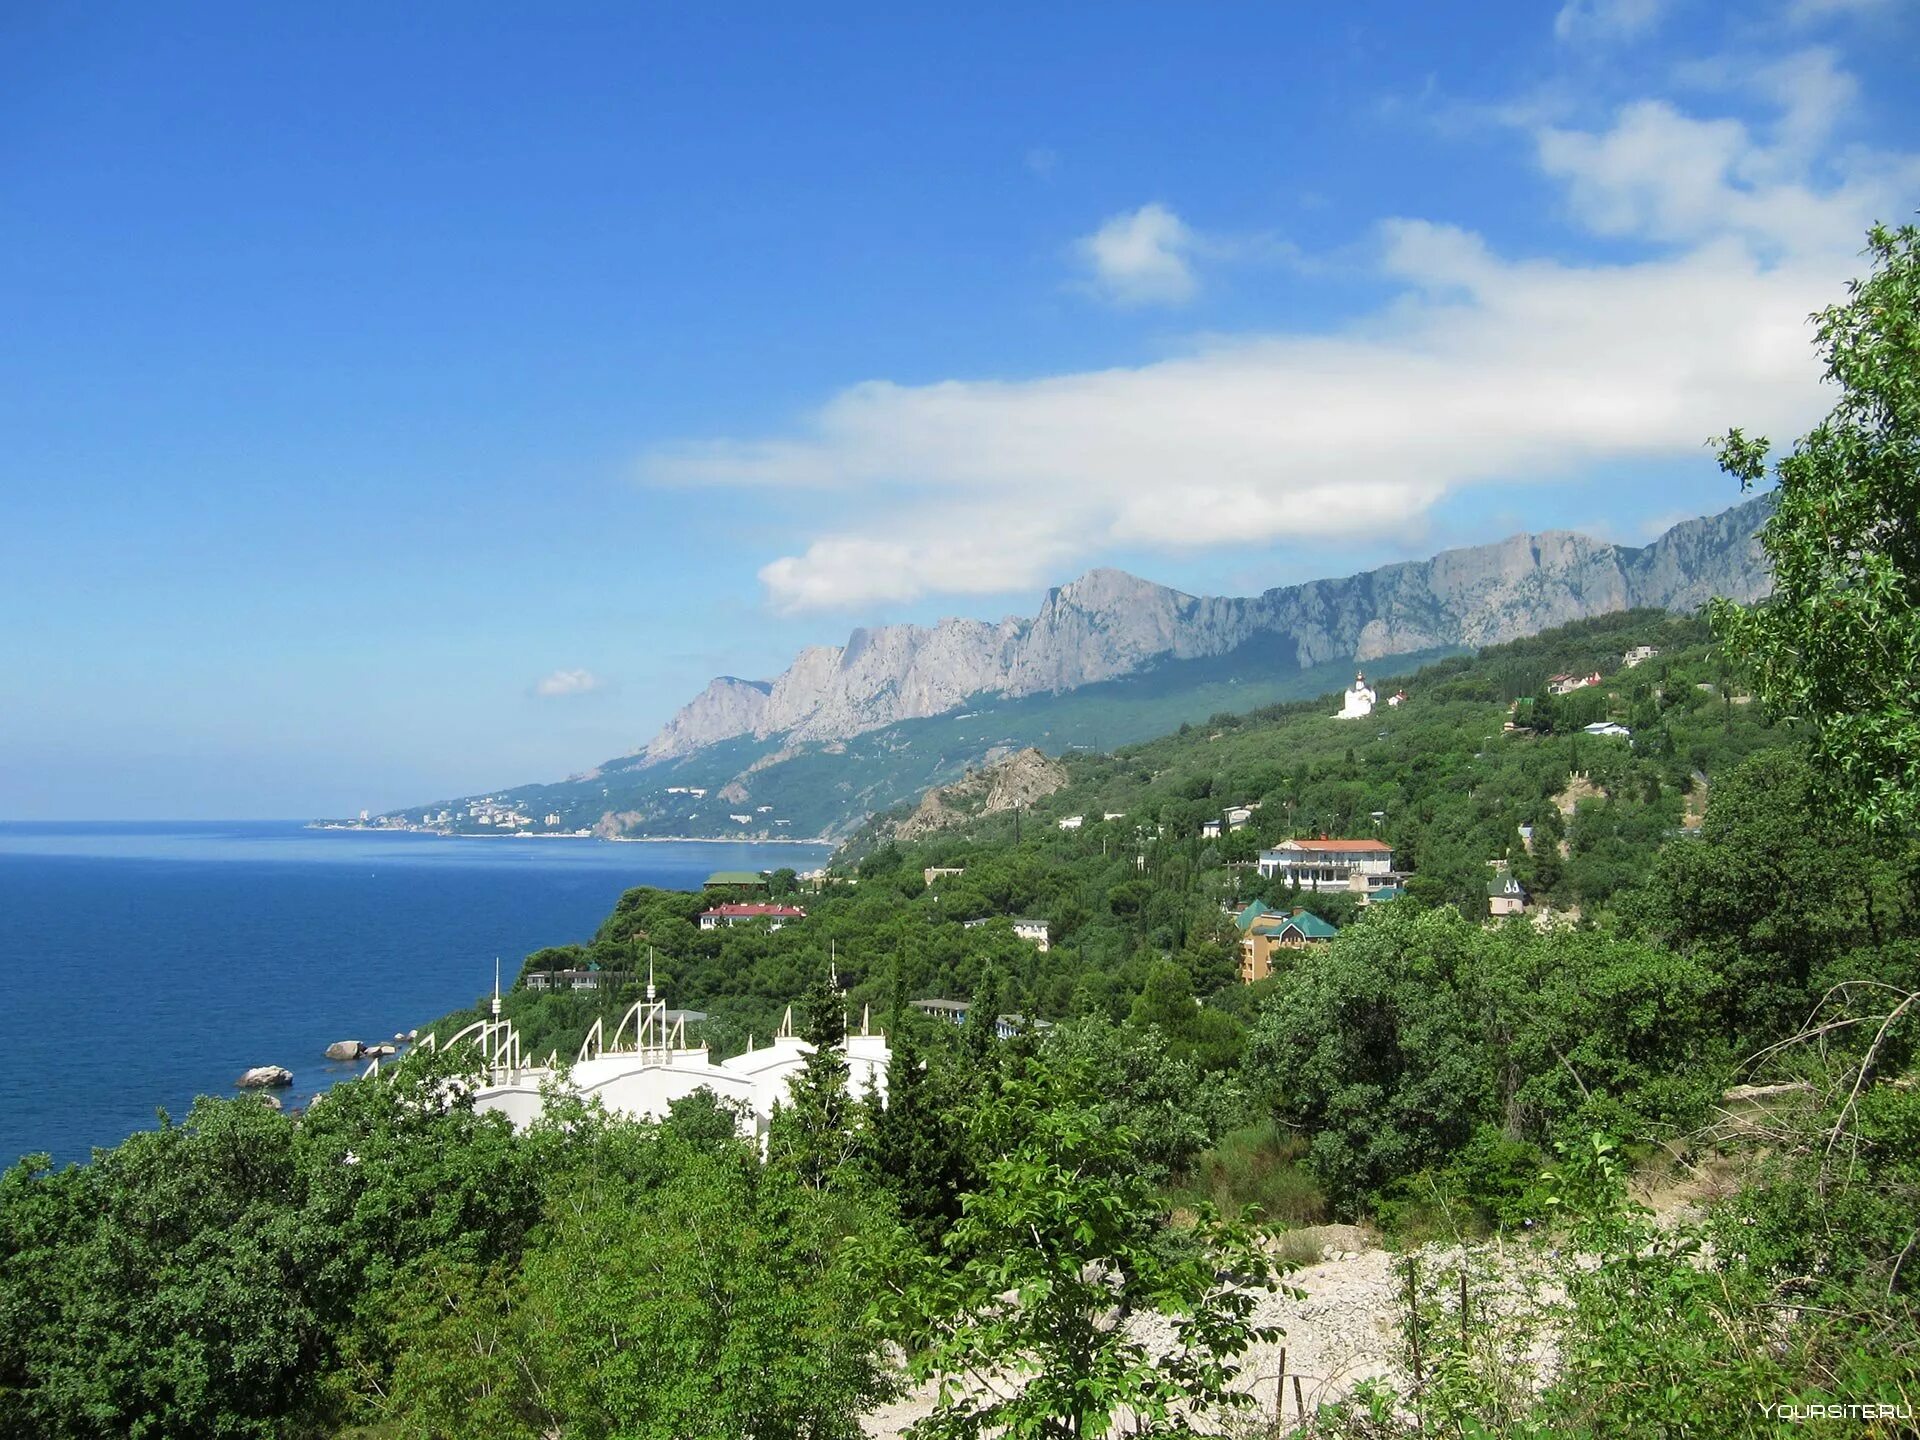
[3,0,1915,818]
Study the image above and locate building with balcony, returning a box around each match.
[1257,838,1395,891]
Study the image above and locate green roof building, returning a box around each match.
[704,870,767,890]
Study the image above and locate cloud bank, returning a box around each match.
[640,46,1916,614]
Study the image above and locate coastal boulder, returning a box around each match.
[237,1065,293,1089]
[367,1043,397,1057]
[325,1040,365,1062]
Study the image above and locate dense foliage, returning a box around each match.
[1713,222,1920,832]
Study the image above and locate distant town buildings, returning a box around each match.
[1622,645,1660,668]
[922,867,966,886]
[1057,815,1085,831]
[1582,721,1632,739]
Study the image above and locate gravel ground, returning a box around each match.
[862,1228,1415,1438]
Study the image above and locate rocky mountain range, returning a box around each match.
[641,494,1776,764]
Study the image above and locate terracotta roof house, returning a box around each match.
[1257,838,1395,891]
[698,903,807,931]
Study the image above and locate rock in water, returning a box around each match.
[325,1040,365,1062]
[366,1043,397,1057]
[237,1065,293,1089]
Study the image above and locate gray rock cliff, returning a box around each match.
[641,495,1775,762]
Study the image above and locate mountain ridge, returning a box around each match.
[640,495,1776,764]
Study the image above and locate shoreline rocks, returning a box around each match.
[236,1065,293,1089]
[325,1040,365,1062]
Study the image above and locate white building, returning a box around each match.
[1583,721,1632,739]
[698,903,807,931]
[424,973,888,1148]
[1012,918,1051,951]
[1258,838,1396,891]
[1057,815,1084,831]
[1622,646,1660,668]
[1334,672,1377,720]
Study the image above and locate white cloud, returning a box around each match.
[639,54,1915,614]
[1076,202,1199,306]
[534,668,602,698]
[1553,0,1667,44]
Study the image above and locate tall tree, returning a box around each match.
[1713,222,1920,831]
[767,977,858,1190]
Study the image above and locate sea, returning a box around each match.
[0,821,829,1168]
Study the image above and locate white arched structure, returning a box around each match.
[415,972,889,1144]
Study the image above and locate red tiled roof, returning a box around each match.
[1277,838,1392,853]
[700,903,807,918]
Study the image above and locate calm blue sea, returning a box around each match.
[0,822,827,1167]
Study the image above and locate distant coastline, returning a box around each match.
[306,822,833,846]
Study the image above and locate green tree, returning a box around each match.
[767,977,859,1190]
[882,1079,1282,1438]
[1712,222,1920,831]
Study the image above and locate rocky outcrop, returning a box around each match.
[325,1040,364,1062]
[236,1065,293,1089]
[641,676,772,761]
[642,496,1775,763]
[889,748,1070,842]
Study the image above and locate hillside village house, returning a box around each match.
[1057,815,1084,830]
[1201,819,1224,840]
[1488,872,1528,917]
[1583,721,1632,740]
[703,870,767,892]
[961,916,1051,950]
[698,903,807,931]
[1012,918,1050,950]
[922,866,965,886]
[1549,671,1603,695]
[1622,645,1660,667]
[524,968,620,993]
[910,998,1052,1040]
[1235,902,1339,983]
[1258,838,1396,892]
